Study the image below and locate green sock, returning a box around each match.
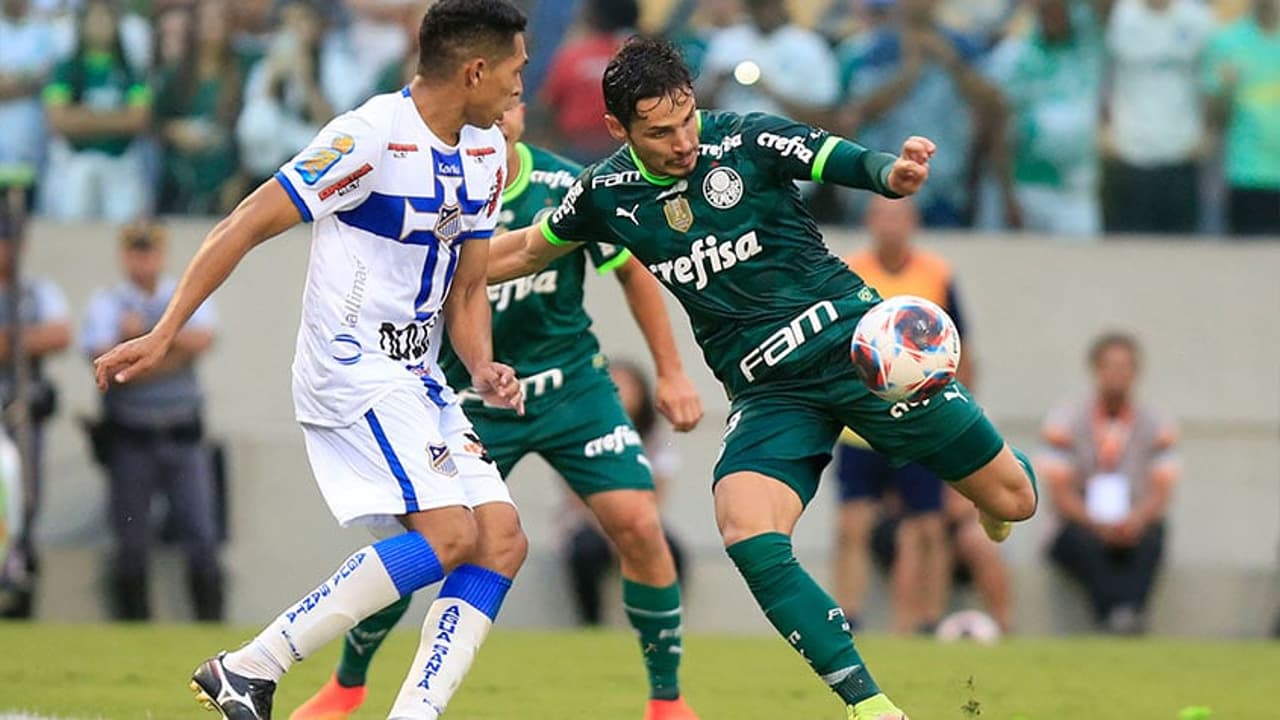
[1012,446,1039,507]
[623,579,683,701]
[335,594,412,688]
[726,532,880,706]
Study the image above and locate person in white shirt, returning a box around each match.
[696,0,838,123]
[94,2,530,718]
[0,0,58,175]
[1101,0,1213,234]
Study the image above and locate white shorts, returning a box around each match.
[302,389,512,527]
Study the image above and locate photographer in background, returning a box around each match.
[0,202,71,619]
[81,221,223,621]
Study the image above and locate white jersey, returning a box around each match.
[275,88,506,427]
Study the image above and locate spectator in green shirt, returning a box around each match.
[40,0,151,222]
[1203,0,1280,237]
[153,0,243,215]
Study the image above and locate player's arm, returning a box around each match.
[93,180,302,388]
[486,223,579,284]
[445,239,524,415]
[748,113,932,198]
[613,256,703,432]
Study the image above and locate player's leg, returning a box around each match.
[386,406,525,720]
[192,392,475,720]
[832,443,883,627]
[290,414,526,720]
[890,464,947,634]
[844,380,1037,544]
[715,396,905,720]
[541,379,695,719]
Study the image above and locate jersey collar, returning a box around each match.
[503,142,533,204]
[626,110,705,187]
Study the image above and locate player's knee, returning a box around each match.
[429,518,480,572]
[477,512,528,577]
[608,508,666,557]
[993,483,1037,522]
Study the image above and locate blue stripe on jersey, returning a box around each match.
[420,375,448,408]
[414,240,442,321]
[336,192,488,245]
[438,245,462,307]
[274,171,313,223]
[365,409,420,513]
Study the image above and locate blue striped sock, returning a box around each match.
[438,564,513,621]
[372,532,444,596]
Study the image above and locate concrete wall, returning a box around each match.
[23,221,1280,636]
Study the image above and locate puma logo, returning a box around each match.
[615,204,640,226]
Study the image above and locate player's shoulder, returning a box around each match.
[337,91,403,136]
[460,122,504,150]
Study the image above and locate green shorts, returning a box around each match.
[465,364,654,498]
[713,340,1003,506]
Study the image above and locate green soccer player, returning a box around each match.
[290,101,705,720]
[487,37,1039,720]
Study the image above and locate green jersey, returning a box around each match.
[440,142,631,415]
[43,51,151,156]
[541,110,898,399]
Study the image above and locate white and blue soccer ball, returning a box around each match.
[850,295,961,403]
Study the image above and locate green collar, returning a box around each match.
[626,110,704,187]
[503,142,533,204]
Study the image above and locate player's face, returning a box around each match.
[609,89,700,178]
[496,102,526,145]
[1093,345,1138,400]
[469,33,528,127]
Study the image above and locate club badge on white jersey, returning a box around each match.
[275,87,506,427]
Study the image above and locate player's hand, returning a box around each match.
[93,330,172,390]
[887,136,934,196]
[472,362,524,416]
[655,372,703,433]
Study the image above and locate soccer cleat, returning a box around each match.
[978,511,1013,543]
[847,693,908,720]
[191,652,277,719]
[644,696,701,720]
[289,675,367,720]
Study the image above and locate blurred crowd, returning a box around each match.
[0,0,1275,236]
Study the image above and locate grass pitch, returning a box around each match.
[0,623,1274,719]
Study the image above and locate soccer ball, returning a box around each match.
[849,295,961,403]
[934,609,1002,645]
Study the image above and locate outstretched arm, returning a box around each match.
[445,239,524,415]
[614,257,702,432]
[93,180,301,388]
[486,223,580,284]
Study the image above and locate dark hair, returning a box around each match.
[158,0,242,128]
[1088,331,1141,368]
[417,0,527,80]
[603,35,693,129]
[586,0,639,33]
[610,359,658,438]
[68,0,135,103]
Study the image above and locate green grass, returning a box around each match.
[0,623,1275,719]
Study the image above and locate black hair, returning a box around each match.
[68,0,135,103]
[417,0,527,80]
[610,359,657,438]
[1088,331,1141,368]
[586,0,639,33]
[602,35,693,129]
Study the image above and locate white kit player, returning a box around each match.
[93,2,532,718]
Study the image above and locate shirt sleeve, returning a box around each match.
[272,111,382,223]
[744,112,898,194]
[32,279,69,323]
[586,242,632,275]
[539,168,609,248]
[41,59,73,105]
[80,290,119,356]
[469,127,507,238]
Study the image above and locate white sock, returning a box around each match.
[387,598,492,719]
[387,565,511,719]
[224,532,444,682]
